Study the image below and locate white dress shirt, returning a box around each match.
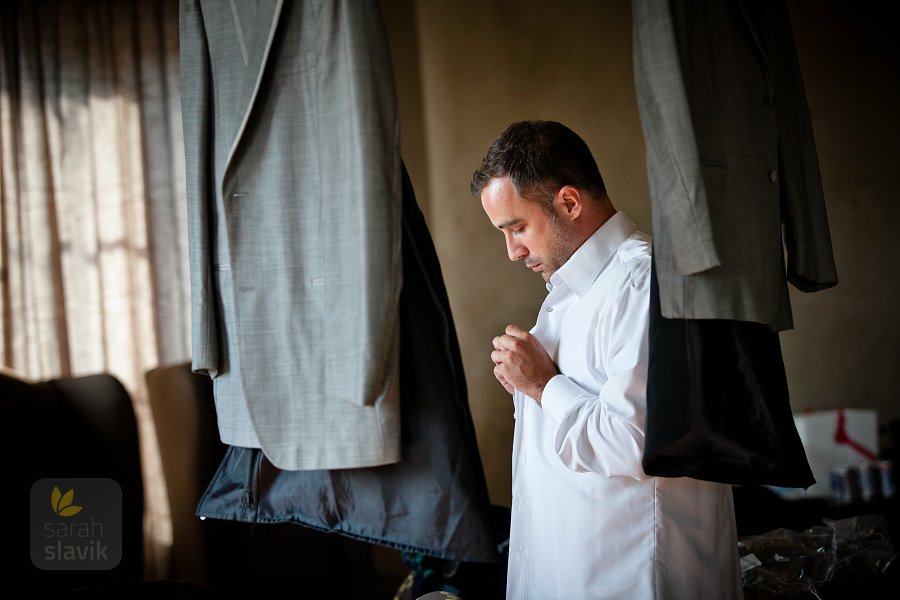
[506,211,742,600]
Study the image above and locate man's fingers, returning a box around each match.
[495,326,528,352]
[494,366,514,395]
[505,323,527,338]
[493,335,504,351]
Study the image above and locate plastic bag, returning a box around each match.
[739,515,896,598]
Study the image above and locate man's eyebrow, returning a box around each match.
[496,218,523,230]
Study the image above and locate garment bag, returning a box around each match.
[196,167,500,564]
[643,258,815,487]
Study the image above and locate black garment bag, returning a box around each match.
[643,257,815,488]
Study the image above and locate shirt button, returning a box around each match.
[768,169,779,184]
[546,307,553,313]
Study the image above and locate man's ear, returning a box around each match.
[556,185,582,221]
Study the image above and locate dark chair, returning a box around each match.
[2,369,144,593]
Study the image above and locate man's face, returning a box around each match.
[480,177,576,282]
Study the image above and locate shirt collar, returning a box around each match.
[548,211,637,297]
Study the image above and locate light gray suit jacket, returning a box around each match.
[633,0,838,330]
[179,0,402,470]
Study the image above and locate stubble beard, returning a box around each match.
[537,215,578,281]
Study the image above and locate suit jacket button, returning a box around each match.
[769,169,779,184]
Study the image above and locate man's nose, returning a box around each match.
[506,238,527,262]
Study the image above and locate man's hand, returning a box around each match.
[491,324,559,404]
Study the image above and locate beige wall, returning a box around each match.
[381,0,900,507]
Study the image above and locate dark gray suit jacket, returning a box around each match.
[633,0,838,331]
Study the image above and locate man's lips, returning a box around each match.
[528,263,541,272]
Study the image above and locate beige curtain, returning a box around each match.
[0,0,187,578]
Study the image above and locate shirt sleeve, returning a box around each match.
[540,272,650,480]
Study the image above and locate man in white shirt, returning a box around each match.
[471,120,742,599]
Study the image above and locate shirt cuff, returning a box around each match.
[541,374,590,425]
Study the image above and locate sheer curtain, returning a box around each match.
[0,0,187,578]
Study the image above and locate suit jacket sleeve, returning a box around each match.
[179,0,218,377]
[770,1,838,293]
[632,0,720,276]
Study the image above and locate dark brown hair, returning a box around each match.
[470,120,607,208]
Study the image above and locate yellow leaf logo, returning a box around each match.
[51,486,83,517]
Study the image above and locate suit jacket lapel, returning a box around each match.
[734,0,774,102]
[222,0,283,186]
